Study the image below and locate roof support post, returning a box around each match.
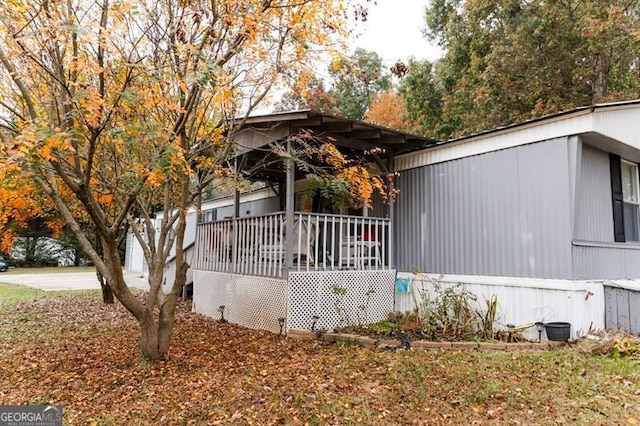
[231,158,240,273]
[387,154,395,270]
[285,138,295,274]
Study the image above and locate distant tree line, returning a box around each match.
[280,0,640,140]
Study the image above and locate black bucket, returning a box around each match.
[544,322,571,342]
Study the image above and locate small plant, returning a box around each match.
[611,338,640,359]
[331,284,348,327]
[309,177,352,210]
[356,287,375,326]
[411,275,479,340]
[476,294,498,340]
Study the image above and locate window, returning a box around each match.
[622,160,640,241]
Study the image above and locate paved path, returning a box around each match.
[0,270,150,292]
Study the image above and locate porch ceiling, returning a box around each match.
[232,110,439,182]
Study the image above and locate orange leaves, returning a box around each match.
[317,143,348,169]
[0,164,66,250]
[76,89,105,129]
[96,193,114,207]
[365,90,415,133]
[0,230,18,253]
[146,170,165,187]
[336,166,386,208]
[4,292,640,424]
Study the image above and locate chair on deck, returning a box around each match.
[339,226,381,269]
[257,219,316,265]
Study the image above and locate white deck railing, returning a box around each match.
[194,212,392,278]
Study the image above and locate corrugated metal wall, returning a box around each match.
[570,142,640,280]
[574,144,614,242]
[394,137,573,279]
[216,196,281,219]
[572,245,640,279]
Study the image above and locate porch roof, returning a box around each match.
[231,110,438,181]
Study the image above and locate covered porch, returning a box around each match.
[195,212,392,277]
[192,110,435,333]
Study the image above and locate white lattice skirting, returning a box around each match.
[193,271,288,333]
[287,270,395,331]
[193,270,396,333]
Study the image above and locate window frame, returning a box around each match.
[621,160,640,205]
[621,159,640,242]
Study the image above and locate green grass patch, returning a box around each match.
[2,266,96,275]
[0,283,47,306]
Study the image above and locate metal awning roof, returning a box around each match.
[230,110,439,182]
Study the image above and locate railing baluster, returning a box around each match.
[314,214,319,271]
[196,212,391,276]
[279,214,283,276]
[303,215,313,272]
[330,216,335,270]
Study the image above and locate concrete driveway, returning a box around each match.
[0,269,150,292]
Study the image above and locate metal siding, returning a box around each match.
[574,144,614,242]
[216,196,280,219]
[395,167,424,271]
[617,288,631,331]
[395,113,593,171]
[630,291,640,334]
[624,249,640,277]
[395,137,573,279]
[371,192,386,217]
[594,108,640,151]
[603,284,640,333]
[604,287,617,329]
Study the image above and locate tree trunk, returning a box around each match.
[96,269,114,304]
[139,313,160,361]
[99,237,164,360]
[156,202,189,355]
[593,55,606,103]
[158,296,178,356]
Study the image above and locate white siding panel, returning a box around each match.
[396,104,640,173]
[394,273,604,340]
[396,113,593,171]
[594,108,640,151]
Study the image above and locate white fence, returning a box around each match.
[194,212,392,278]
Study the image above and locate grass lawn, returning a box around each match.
[1,266,96,275]
[1,284,639,425]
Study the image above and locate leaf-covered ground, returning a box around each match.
[1,284,640,425]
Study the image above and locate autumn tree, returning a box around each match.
[364,89,414,132]
[273,73,338,114]
[0,0,357,360]
[404,0,640,138]
[0,165,65,261]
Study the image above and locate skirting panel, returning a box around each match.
[193,270,287,333]
[288,270,395,331]
[394,272,605,339]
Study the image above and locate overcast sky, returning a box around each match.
[350,0,443,65]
